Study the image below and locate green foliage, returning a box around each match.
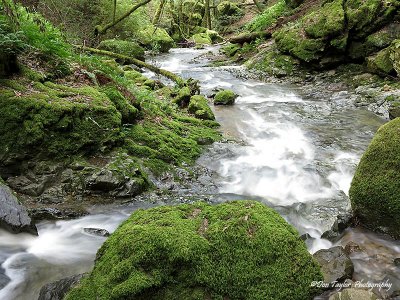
[214,89,237,105]
[188,95,215,120]
[98,39,145,61]
[246,0,289,32]
[350,118,400,238]
[65,201,323,300]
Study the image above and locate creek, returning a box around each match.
[0,47,399,299]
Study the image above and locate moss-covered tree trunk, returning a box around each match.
[153,0,166,25]
[113,0,117,22]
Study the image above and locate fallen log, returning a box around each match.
[74,45,186,86]
[228,31,271,45]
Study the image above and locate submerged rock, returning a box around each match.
[313,246,354,283]
[65,201,323,300]
[0,182,37,235]
[38,274,85,300]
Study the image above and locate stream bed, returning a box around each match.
[1,47,399,299]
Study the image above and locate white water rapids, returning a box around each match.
[1,47,399,299]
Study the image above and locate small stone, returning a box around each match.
[38,274,85,300]
[344,241,362,255]
[83,228,110,237]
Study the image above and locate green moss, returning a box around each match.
[217,1,242,16]
[274,24,326,62]
[214,90,238,105]
[65,200,323,300]
[188,95,215,120]
[206,30,223,44]
[246,0,289,32]
[350,118,400,238]
[221,43,241,57]
[246,47,297,77]
[390,39,400,77]
[173,86,192,107]
[122,88,220,165]
[98,39,145,61]
[303,0,345,39]
[366,47,395,75]
[135,25,174,53]
[191,33,212,45]
[345,0,399,38]
[0,79,122,162]
[101,85,139,123]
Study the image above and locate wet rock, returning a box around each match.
[0,183,37,235]
[0,267,10,289]
[83,228,110,237]
[86,170,122,192]
[38,273,85,300]
[344,241,363,255]
[394,258,400,267]
[29,207,87,221]
[214,89,238,105]
[313,246,354,283]
[322,212,353,242]
[328,288,378,300]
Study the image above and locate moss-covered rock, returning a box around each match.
[206,30,223,44]
[349,118,400,238]
[188,95,215,120]
[303,0,345,39]
[390,39,400,77]
[135,25,174,53]
[217,1,242,16]
[173,86,192,107]
[98,39,145,61]
[366,47,395,75]
[191,33,212,45]
[0,80,122,163]
[101,85,139,123]
[65,201,323,300]
[274,23,326,62]
[214,89,238,105]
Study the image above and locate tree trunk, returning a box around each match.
[74,45,186,86]
[228,32,271,44]
[153,0,166,25]
[113,0,117,22]
[95,0,152,35]
[204,0,211,29]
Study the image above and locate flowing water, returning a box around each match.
[1,47,399,299]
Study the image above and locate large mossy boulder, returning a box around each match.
[366,47,395,75]
[350,118,400,238]
[98,39,145,61]
[135,25,174,53]
[0,80,122,164]
[65,201,323,300]
[217,1,242,16]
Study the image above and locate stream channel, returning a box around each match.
[0,47,399,299]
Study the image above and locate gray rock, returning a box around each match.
[328,288,378,300]
[313,246,354,283]
[0,267,10,289]
[0,183,37,235]
[38,273,85,300]
[394,258,400,267]
[29,207,86,221]
[83,227,110,237]
[86,170,122,192]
